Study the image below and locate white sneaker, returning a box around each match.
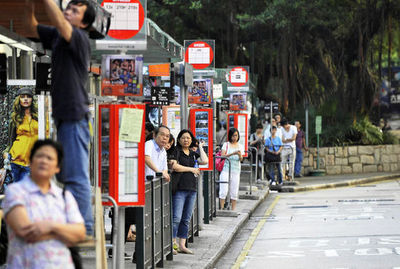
[272,182,276,186]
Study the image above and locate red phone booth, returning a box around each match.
[189,108,214,171]
[98,104,146,206]
[226,113,249,157]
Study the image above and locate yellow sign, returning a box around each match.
[119,108,144,142]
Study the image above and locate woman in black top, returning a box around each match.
[171,130,208,254]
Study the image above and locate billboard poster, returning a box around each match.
[101,55,143,96]
[0,80,37,165]
[188,78,213,105]
[230,92,247,111]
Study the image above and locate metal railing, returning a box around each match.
[213,155,232,209]
[203,170,216,224]
[241,149,254,195]
[135,173,173,269]
[101,195,118,269]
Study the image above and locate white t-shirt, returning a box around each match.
[144,139,167,180]
[276,126,283,140]
[282,125,297,148]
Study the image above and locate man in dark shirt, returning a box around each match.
[25,0,95,235]
[294,120,308,177]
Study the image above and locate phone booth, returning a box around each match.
[98,103,146,206]
[227,113,248,157]
[189,108,214,170]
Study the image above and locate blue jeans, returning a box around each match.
[10,162,30,183]
[172,190,197,239]
[269,163,282,184]
[294,148,303,176]
[57,118,93,235]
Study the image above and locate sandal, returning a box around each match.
[177,247,194,255]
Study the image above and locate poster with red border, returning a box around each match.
[226,113,248,157]
[97,0,147,50]
[98,104,146,206]
[227,66,250,92]
[184,40,215,70]
[189,108,214,171]
[101,55,143,96]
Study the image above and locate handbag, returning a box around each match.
[265,137,281,163]
[62,189,83,269]
[215,143,228,172]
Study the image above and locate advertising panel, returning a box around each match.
[188,78,213,105]
[189,108,213,170]
[230,92,247,111]
[101,55,143,96]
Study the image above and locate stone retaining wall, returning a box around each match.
[301,145,400,175]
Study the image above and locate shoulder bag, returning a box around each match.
[265,137,281,163]
[215,143,228,172]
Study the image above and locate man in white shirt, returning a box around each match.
[281,119,297,180]
[144,125,171,181]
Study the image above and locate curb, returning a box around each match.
[204,189,270,269]
[280,174,400,192]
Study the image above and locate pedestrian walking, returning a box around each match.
[171,129,208,254]
[281,119,297,180]
[2,139,85,268]
[265,126,283,185]
[2,88,38,185]
[25,0,96,235]
[294,120,308,177]
[219,128,244,211]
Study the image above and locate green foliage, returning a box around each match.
[351,117,384,145]
[383,131,400,144]
[147,0,400,119]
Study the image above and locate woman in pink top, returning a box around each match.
[3,139,85,268]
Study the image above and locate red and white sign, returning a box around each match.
[229,67,248,87]
[185,41,214,69]
[101,0,145,40]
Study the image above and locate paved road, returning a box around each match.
[215,178,400,269]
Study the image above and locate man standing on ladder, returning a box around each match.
[24,0,96,235]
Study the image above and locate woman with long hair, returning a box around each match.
[2,87,38,184]
[171,129,208,254]
[219,128,244,210]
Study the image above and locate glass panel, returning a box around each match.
[100,108,110,195]
[118,108,139,202]
[237,115,247,153]
[194,111,209,168]
[228,115,234,129]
